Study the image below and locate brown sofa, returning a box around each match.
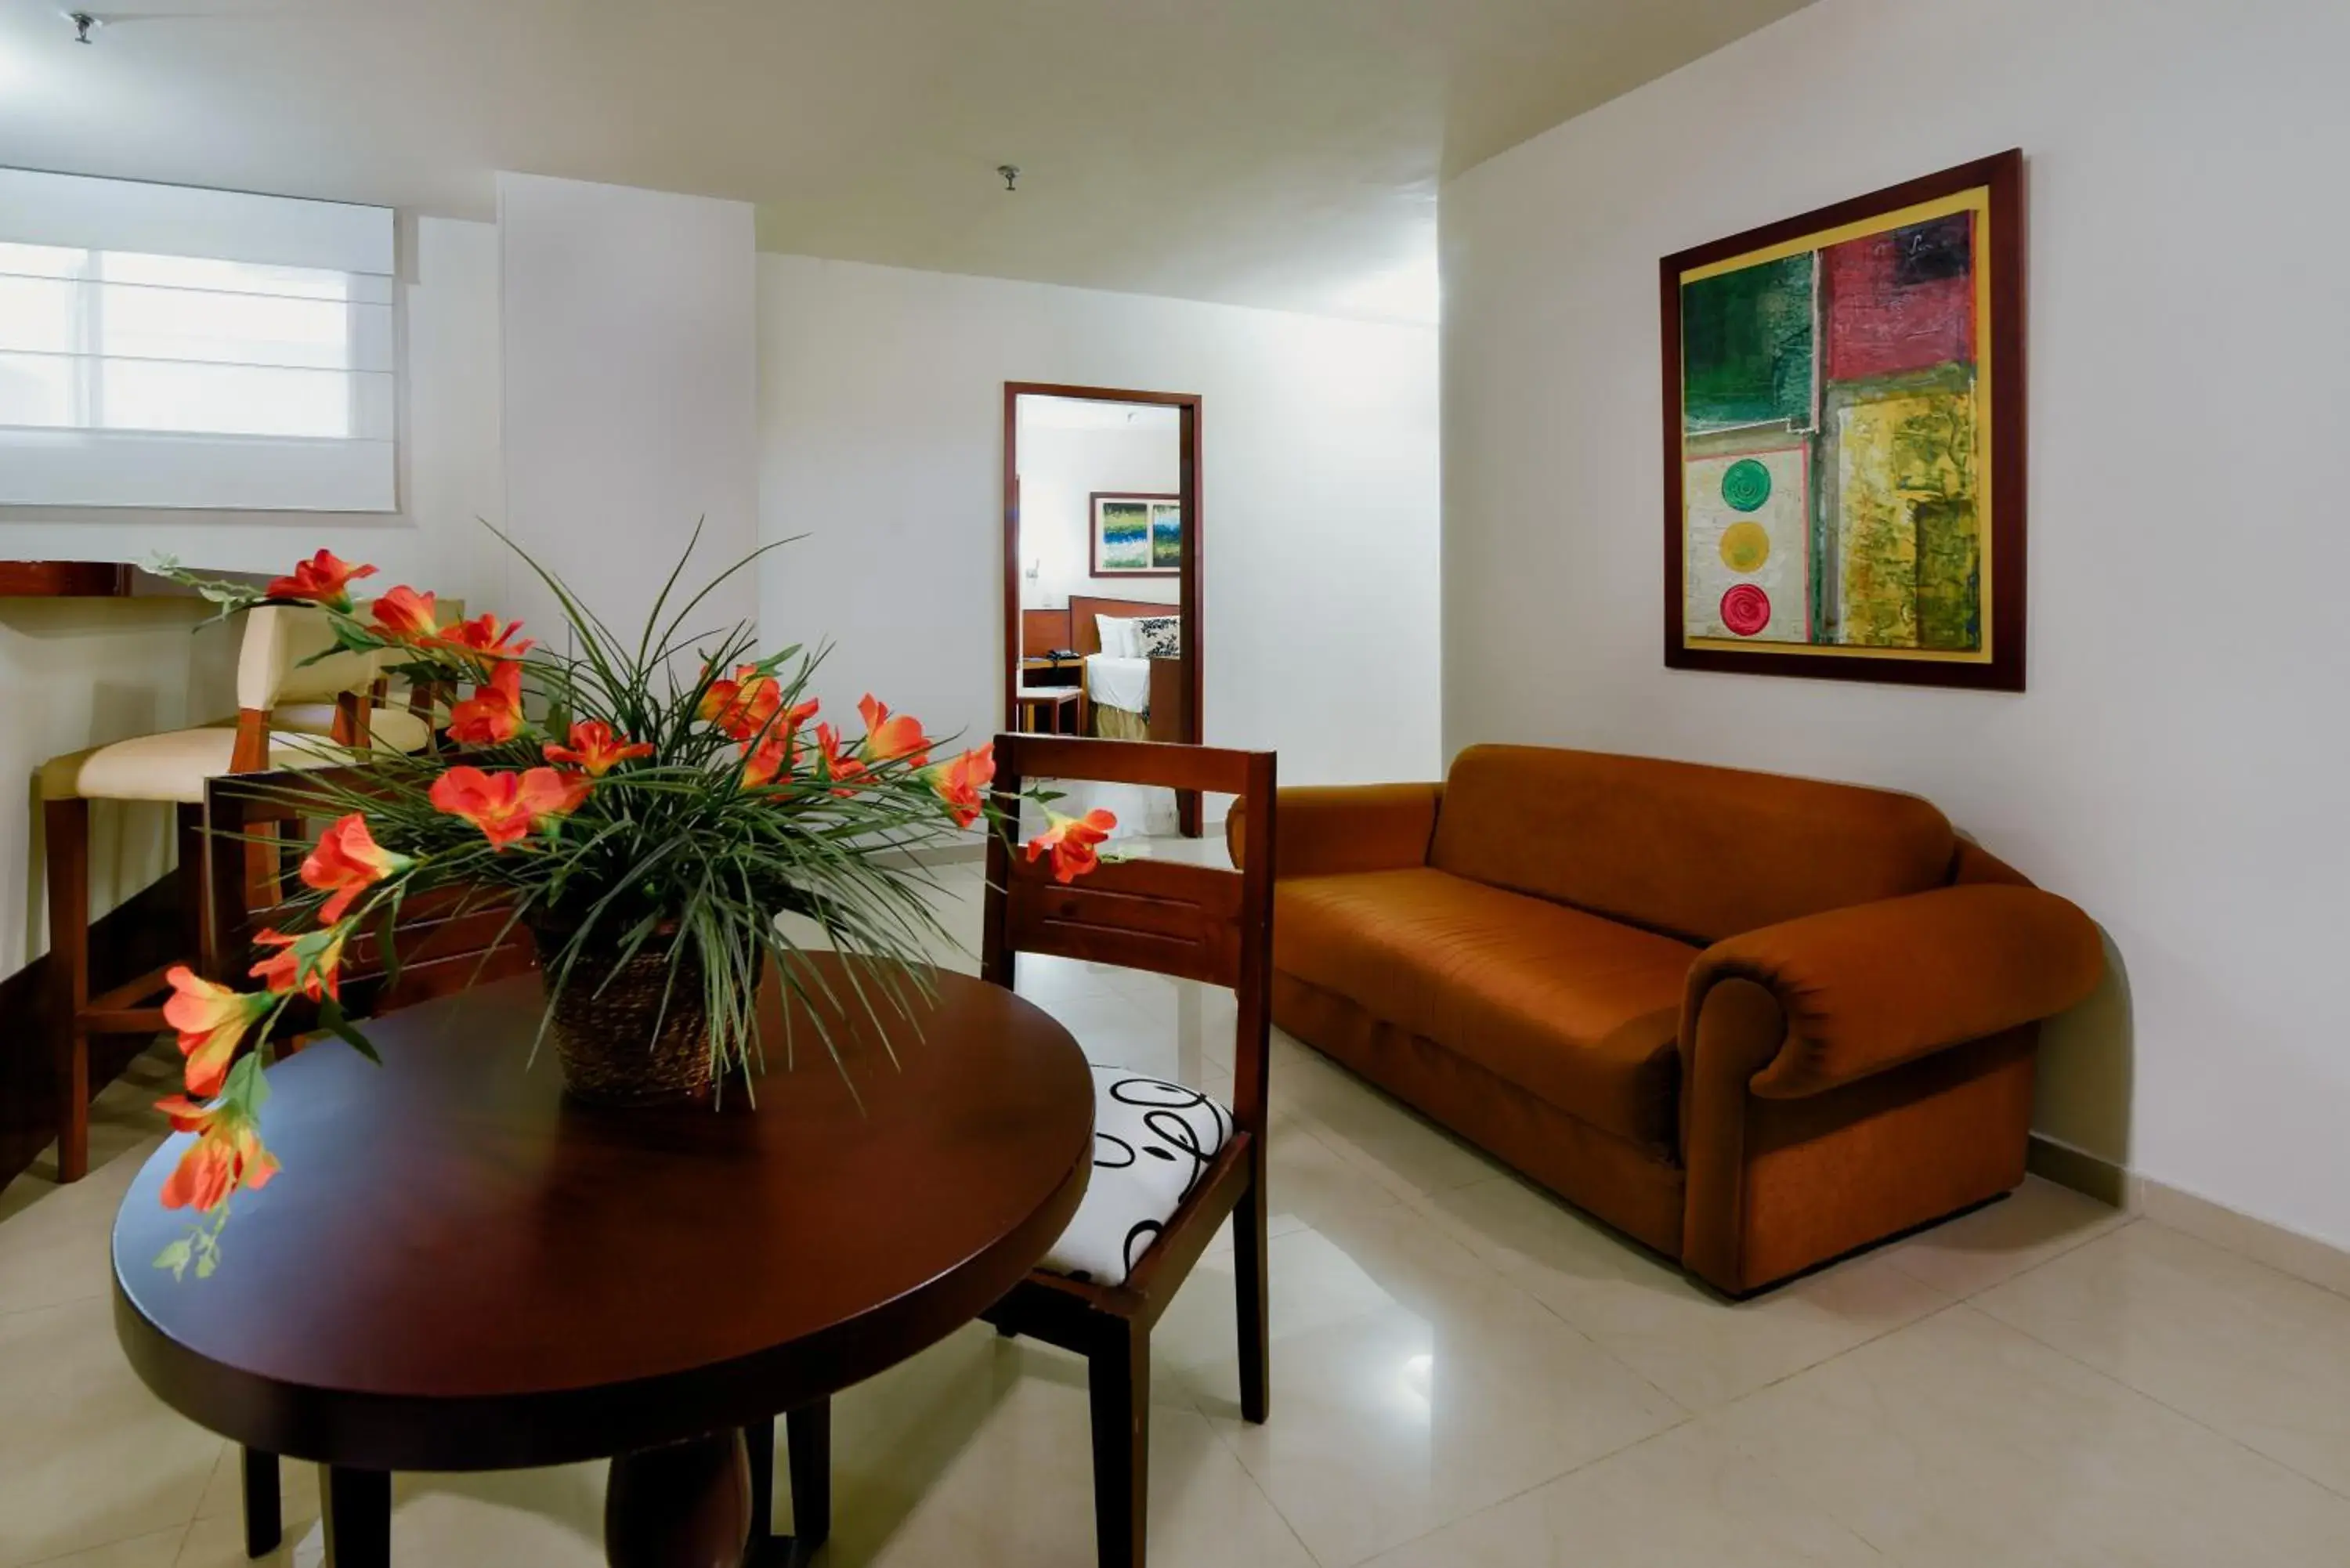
[1236,745,2104,1295]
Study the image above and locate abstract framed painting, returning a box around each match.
[1661,150,2026,690]
[1090,490,1181,578]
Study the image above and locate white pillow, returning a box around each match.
[1039,1064,1233,1287]
[1094,614,1140,657]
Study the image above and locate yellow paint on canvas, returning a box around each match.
[1837,388,1978,649]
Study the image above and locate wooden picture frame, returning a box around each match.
[1661,149,2026,690]
[1088,491,1181,579]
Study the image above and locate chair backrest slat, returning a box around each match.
[982,735,1276,1135]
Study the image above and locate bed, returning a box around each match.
[1068,594,1188,743]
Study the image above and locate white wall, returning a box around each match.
[1014,414,1180,612]
[1442,0,2350,1246]
[0,215,504,979]
[497,175,758,656]
[757,255,1441,789]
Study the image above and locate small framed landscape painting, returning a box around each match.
[1661,150,2025,690]
[1090,491,1182,578]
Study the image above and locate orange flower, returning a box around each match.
[924,745,995,828]
[161,966,274,1099]
[812,723,869,795]
[265,549,376,612]
[736,696,819,786]
[248,925,348,1002]
[428,764,589,850]
[368,584,440,641]
[543,719,654,777]
[446,659,524,746]
[698,665,784,741]
[1025,807,1117,883]
[154,1094,278,1213]
[300,813,410,923]
[436,611,533,665]
[856,693,930,768]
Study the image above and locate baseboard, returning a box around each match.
[2131,1175,2350,1302]
[2029,1133,2350,1302]
[2025,1133,2129,1207]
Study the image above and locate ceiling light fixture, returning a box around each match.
[997,164,1020,193]
[67,10,101,44]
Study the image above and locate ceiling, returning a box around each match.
[0,0,1808,323]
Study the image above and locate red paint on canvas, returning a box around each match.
[1822,214,1975,381]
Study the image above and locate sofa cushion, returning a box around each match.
[1428,746,1957,945]
[1274,868,1694,1152]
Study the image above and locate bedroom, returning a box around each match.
[1007,387,1199,836]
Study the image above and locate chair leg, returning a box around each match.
[1234,1160,1271,1425]
[786,1398,831,1549]
[1087,1320,1149,1568]
[744,1417,773,1545]
[43,798,92,1183]
[241,1448,282,1556]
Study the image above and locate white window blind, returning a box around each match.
[0,168,396,512]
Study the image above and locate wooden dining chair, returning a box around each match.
[978,734,1276,1568]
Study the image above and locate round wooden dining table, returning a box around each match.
[111,956,1095,1568]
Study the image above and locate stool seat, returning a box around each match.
[40,728,343,805]
[272,702,434,755]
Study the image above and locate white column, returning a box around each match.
[496,173,757,665]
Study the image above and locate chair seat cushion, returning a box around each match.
[1274,867,1695,1153]
[272,702,434,754]
[1039,1064,1234,1288]
[39,728,345,804]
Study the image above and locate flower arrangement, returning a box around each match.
[148,537,1112,1278]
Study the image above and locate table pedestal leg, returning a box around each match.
[320,1466,390,1568]
[606,1430,752,1568]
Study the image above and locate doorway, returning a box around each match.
[1001,382,1203,836]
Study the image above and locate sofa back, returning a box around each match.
[1427,746,1956,944]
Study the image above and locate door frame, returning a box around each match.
[1001,381,1204,833]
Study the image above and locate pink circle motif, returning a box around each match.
[1719,583,1771,637]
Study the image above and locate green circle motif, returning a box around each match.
[1721,458,1772,512]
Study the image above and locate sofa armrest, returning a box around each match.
[1227,782,1441,878]
[1684,883,2104,1098]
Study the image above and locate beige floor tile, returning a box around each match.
[1715,1303,2350,1566]
[191,1447,319,1532]
[1282,1066,1504,1204]
[22,1529,189,1568]
[0,1136,157,1317]
[1880,1176,2132,1298]
[1408,1175,1947,1411]
[0,1301,222,1568]
[172,1512,316,1568]
[1172,1205,1683,1566]
[1975,1220,2350,1497]
[826,1336,1311,1568]
[1360,1416,1882,1568]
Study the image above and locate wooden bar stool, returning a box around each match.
[35,606,389,1182]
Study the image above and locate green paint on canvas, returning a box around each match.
[1682,254,1815,433]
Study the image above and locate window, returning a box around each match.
[0,168,395,511]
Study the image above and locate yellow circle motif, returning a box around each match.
[1718,520,1771,574]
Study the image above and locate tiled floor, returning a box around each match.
[5,842,2350,1566]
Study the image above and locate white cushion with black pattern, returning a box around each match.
[1133,615,1182,659]
[1039,1064,1234,1287]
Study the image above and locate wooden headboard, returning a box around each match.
[1068,594,1181,657]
